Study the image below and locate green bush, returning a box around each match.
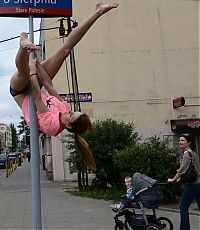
[113,136,178,201]
[66,118,178,201]
[82,118,139,188]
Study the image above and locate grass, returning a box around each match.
[65,187,180,208]
[65,188,184,211]
[65,187,125,203]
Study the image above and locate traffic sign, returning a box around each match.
[59,93,92,103]
[0,0,72,17]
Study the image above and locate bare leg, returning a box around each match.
[10,32,39,92]
[10,32,39,107]
[42,2,119,80]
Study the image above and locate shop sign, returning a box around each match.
[188,120,200,129]
[171,119,200,133]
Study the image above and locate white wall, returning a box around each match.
[51,136,65,181]
[43,0,199,139]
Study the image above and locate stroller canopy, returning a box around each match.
[132,173,163,208]
[132,173,157,193]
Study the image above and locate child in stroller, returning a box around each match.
[111,176,133,212]
[112,173,173,230]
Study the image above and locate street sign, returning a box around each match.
[0,0,72,17]
[60,93,92,103]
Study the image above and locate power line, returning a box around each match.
[0,36,62,53]
[0,17,77,44]
[0,26,59,44]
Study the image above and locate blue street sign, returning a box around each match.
[59,93,93,103]
[0,0,72,17]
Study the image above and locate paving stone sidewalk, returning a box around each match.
[0,160,199,229]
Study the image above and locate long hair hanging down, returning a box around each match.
[67,113,96,170]
[74,134,96,171]
[69,113,94,134]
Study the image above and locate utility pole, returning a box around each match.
[59,18,88,191]
[59,17,81,112]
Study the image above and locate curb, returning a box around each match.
[159,207,200,216]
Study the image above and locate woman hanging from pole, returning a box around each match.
[9,2,119,170]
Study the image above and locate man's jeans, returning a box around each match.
[179,183,200,230]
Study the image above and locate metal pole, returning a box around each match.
[70,49,81,112]
[29,16,42,230]
[66,17,81,112]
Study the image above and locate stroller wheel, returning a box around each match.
[114,221,129,230]
[157,217,173,230]
[144,223,161,230]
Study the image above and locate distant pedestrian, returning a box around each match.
[168,133,200,230]
[27,151,31,163]
[18,153,22,166]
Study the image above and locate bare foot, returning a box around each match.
[95,2,119,16]
[20,32,39,52]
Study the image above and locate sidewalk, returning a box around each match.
[0,160,199,230]
[0,160,112,229]
[159,201,200,216]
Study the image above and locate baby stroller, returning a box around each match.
[113,173,173,230]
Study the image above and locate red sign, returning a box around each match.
[172,97,185,109]
[171,119,200,133]
[188,120,200,129]
[0,0,72,17]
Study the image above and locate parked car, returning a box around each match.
[0,153,8,169]
[8,152,18,161]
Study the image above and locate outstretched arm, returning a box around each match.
[168,172,181,183]
[35,58,63,101]
[30,74,49,114]
[42,2,119,79]
[29,58,49,114]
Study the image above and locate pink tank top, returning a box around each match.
[22,91,70,136]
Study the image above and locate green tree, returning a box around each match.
[10,123,19,151]
[17,116,30,147]
[66,118,139,189]
[82,119,139,188]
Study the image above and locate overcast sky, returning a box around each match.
[0,17,41,127]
